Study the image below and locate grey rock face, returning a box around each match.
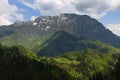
[0,13,120,48]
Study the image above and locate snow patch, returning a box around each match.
[61,16,68,20]
[44,26,50,31]
[46,26,50,29]
[33,22,37,25]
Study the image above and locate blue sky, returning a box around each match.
[8,0,120,24]
[8,0,40,21]
[100,10,120,25]
[0,0,120,36]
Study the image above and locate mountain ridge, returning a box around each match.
[0,13,120,50]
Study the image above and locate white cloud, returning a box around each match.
[0,16,12,25]
[108,0,120,10]
[0,0,24,26]
[1,0,120,26]
[30,16,37,21]
[72,0,110,19]
[19,0,120,19]
[19,0,75,16]
[106,24,120,36]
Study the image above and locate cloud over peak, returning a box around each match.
[0,0,120,26]
[19,0,120,19]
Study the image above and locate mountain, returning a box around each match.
[0,44,73,80]
[0,13,120,51]
[38,31,120,57]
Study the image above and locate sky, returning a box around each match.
[0,0,120,36]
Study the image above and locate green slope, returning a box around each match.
[0,44,73,80]
[38,31,120,57]
[0,34,51,50]
[49,49,120,80]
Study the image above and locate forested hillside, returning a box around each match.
[0,44,73,80]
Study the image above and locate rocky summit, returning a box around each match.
[0,13,120,49]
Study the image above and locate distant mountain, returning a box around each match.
[38,31,120,57]
[0,13,120,50]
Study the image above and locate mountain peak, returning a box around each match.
[59,13,90,17]
[1,13,120,49]
[34,13,91,22]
